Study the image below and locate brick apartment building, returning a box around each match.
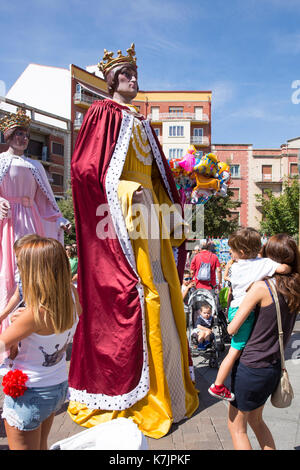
[70,64,212,158]
[0,97,71,198]
[211,144,251,227]
[133,90,211,159]
[212,139,300,230]
[71,64,109,152]
[3,61,298,231]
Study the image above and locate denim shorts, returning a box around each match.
[2,381,69,431]
[231,360,281,411]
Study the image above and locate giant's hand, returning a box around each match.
[58,217,72,234]
[0,197,10,219]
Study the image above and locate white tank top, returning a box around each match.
[11,297,79,387]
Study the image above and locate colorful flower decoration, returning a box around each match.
[2,369,28,398]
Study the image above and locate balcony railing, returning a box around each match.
[190,136,210,146]
[254,176,283,184]
[73,92,102,107]
[147,112,209,122]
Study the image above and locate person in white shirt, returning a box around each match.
[208,227,290,402]
[0,236,81,450]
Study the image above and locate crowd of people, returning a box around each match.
[0,44,299,451]
[183,228,300,450]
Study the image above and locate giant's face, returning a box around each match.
[6,127,30,153]
[107,64,138,99]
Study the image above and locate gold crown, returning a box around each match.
[98,43,137,75]
[0,108,31,134]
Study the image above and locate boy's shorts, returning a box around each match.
[228,306,255,351]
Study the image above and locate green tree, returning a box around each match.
[57,186,77,245]
[203,188,241,238]
[190,188,241,238]
[255,177,299,237]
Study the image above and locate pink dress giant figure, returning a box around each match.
[0,110,70,355]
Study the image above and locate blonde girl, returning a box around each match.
[0,234,41,326]
[0,236,81,450]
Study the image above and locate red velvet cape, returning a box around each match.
[69,99,187,405]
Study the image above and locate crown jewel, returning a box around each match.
[98,43,137,75]
[0,108,31,134]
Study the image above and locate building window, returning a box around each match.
[229,211,240,224]
[0,131,5,144]
[169,148,183,159]
[42,145,48,162]
[231,188,240,201]
[27,139,43,158]
[52,142,64,156]
[230,164,240,178]
[76,83,81,93]
[290,163,298,176]
[151,106,160,120]
[74,111,84,128]
[169,106,183,116]
[169,125,184,137]
[192,128,203,143]
[52,173,64,186]
[262,165,272,181]
[193,128,203,137]
[154,128,160,137]
[194,106,203,120]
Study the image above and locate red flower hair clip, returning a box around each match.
[2,369,28,398]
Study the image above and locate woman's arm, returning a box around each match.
[0,308,36,355]
[227,281,266,336]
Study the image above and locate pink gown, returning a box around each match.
[0,155,63,357]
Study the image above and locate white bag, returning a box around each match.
[50,417,148,450]
[267,280,294,409]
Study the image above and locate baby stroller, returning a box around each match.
[218,282,232,345]
[187,288,229,368]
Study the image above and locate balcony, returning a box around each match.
[73,92,102,108]
[254,175,283,185]
[190,136,210,146]
[147,112,209,123]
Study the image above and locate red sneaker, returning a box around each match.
[208,383,235,402]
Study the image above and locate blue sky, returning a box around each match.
[0,0,299,148]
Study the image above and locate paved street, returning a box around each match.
[0,316,299,451]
